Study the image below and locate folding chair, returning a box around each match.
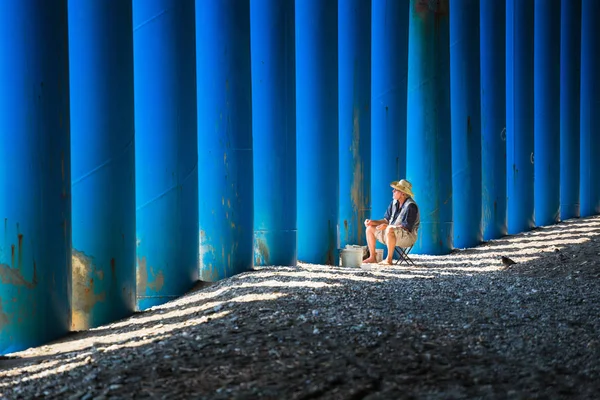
[394,246,415,266]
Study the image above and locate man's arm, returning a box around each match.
[365,218,387,226]
[365,201,393,228]
[383,202,392,222]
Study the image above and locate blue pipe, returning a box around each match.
[406,0,453,255]
[339,0,371,249]
[69,0,136,330]
[480,0,507,241]
[133,0,199,309]
[450,0,482,249]
[560,0,581,220]
[197,0,253,279]
[251,0,296,267]
[296,0,339,265]
[506,0,535,234]
[0,0,71,354]
[580,0,600,217]
[534,0,561,227]
[371,0,409,227]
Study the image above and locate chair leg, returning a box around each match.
[403,248,415,266]
[404,252,415,266]
[394,247,406,265]
[395,247,415,266]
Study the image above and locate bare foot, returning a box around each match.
[378,258,394,265]
[362,257,377,264]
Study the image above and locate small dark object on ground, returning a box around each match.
[501,256,517,268]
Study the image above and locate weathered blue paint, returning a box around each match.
[406,0,453,255]
[133,0,199,309]
[450,0,482,249]
[296,0,339,265]
[251,0,296,267]
[480,0,507,241]
[534,0,561,227]
[371,0,409,226]
[506,0,535,234]
[197,1,253,279]
[580,0,600,217]
[69,1,136,331]
[0,0,71,354]
[339,0,371,249]
[560,0,581,220]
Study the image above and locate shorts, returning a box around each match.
[375,225,416,248]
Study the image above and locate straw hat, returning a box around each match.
[390,179,415,197]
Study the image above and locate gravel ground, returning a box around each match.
[1,216,599,399]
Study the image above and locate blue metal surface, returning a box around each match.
[480,0,507,241]
[506,0,535,234]
[450,0,482,249]
[534,0,561,227]
[296,0,339,265]
[133,0,199,309]
[580,0,600,217]
[406,0,453,255]
[69,0,136,331]
[251,0,296,267]
[0,0,71,354]
[339,0,371,249]
[560,0,581,220]
[197,0,253,279]
[371,0,409,227]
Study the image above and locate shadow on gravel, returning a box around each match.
[1,217,599,399]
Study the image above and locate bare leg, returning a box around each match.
[384,228,396,265]
[363,226,377,263]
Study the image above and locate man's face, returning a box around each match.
[392,189,403,201]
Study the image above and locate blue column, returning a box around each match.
[133,0,198,310]
[450,0,482,249]
[560,0,581,220]
[296,0,339,265]
[580,0,600,217]
[371,0,409,223]
[0,1,71,354]
[197,1,253,279]
[339,0,371,249]
[506,0,535,234]
[69,1,136,331]
[251,0,296,267]
[534,0,561,227]
[406,0,452,255]
[480,0,507,240]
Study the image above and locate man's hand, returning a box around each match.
[375,223,387,231]
[364,219,379,227]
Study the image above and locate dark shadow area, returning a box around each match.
[0,217,599,399]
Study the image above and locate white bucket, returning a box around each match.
[345,244,367,258]
[375,249,384,263]
[340,248,363,268]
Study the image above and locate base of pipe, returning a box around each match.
[136,295,179,311]
[411,222,453,255]
[254,230,297,267]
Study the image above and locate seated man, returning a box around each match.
[362,179,420,265]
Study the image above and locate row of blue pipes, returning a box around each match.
[0,0,598,354]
